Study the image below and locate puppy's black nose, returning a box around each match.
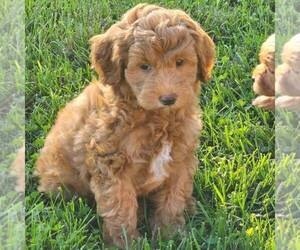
[159,94,177,106]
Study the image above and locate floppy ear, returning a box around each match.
[90,29,131,85]
[190,26,215,82]
[179,15,215,82]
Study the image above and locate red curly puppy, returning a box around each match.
[35,4,215,247]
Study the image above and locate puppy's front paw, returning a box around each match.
[103,223,140,249]
[151,214,186,240]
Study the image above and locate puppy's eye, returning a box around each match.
[140,64,152,72]
[176,59,184,67]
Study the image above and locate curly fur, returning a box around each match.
[35,4,215,247]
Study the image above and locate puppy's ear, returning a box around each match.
[191,26,215,82]
[179,15,215,82]
[90,29,131,85]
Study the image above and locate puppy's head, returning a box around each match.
[90,4,215,110]
[259,34,275,71]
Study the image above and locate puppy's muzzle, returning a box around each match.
[159,93,177,106]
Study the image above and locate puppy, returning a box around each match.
[252,34,275,110]
[35,4,215,247]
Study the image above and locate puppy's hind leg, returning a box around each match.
[35,153,65,194]
[35,151,91,200]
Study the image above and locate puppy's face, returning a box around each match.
[90,4,215,110]
[125,22,198,110]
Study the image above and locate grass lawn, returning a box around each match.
[25,0,275,249]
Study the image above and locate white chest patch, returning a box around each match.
[150,142,172,180]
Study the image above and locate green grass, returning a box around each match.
[25,0,275,249]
